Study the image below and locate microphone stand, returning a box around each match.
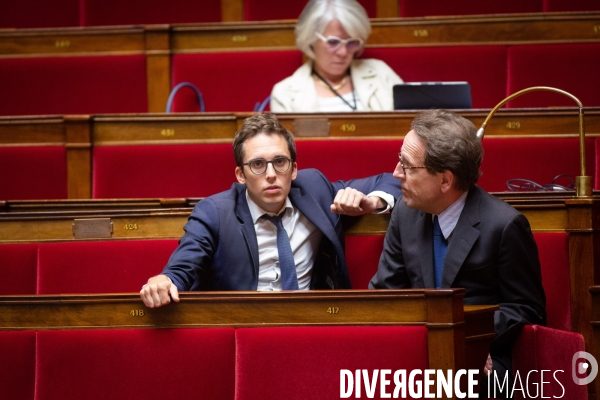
[476,86,592,197]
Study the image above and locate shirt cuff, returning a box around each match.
[367,191,395,214]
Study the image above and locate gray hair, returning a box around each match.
[295,0,371,59]
[411,109,483,191]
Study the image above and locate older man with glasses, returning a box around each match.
[370,109,546,399]
[141,113,400,307]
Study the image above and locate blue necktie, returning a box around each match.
[433,215,448,289]
[262,212,299,290]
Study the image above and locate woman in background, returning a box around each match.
[271,0,402,112]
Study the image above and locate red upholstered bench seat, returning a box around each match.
[0,55,148,116]
[81,0,221,26]
[1,325,428,400]
[478,137,595,193]
[36,328,236,400]
[506,43,600,108]
[92,144,237,198]
[0,243,38,295]
[362,46,508,109]
[235,325,428,400]
[37,239,179,294]
[171,51,303,112]
[0,331,36,400]
[0,146,68,200]
[0,239,178,295]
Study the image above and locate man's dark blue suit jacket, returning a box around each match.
[163,168,400,291]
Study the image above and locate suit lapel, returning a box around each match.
[417,211,436,288]
[235,187,260,276]
[442,189,481,288]
[289,186,339,243]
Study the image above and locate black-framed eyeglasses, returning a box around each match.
[398,152,427,175]
[242,157,293,175]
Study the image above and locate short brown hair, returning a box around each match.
[233,113,297,166]
[411,109,483,191]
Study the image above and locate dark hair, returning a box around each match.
[411,109,483,191]
[232,113,297,166]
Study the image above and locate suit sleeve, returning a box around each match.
[492,213,547,352]
[368,202,411,289]
[161,198,220,291]
[330,172,401,202]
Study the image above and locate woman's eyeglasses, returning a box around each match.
[315,33,363,53]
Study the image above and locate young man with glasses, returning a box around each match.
[141,113,399,307]
[369,109,546,399]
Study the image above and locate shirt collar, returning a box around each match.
[246,189,293,224]
[436,191,468,240]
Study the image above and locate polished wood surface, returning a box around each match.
[0,192,580,242]
[3,14,598,56]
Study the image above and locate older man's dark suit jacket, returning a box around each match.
[370,185,546,353]
[163,168,400,291]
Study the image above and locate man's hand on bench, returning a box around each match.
[140,274,180,308]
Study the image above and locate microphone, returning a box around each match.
[475,86,592,197]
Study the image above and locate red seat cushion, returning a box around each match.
[0,331,36,400]
[533,233,570,331]
[0,55,147,116]
[244,0,376,21]
[171,51,302,112]
[362,46,508,109]
[507,43,600,108]
[235,326,428,400]
[478,137,595,193]
[81,0,221,25]
[512,325,585,399]
[0,244,38,295]
[37,240,178,294]
[400,0,542,17]
[93,144,237,198]
[36,328,236,400]
[0,0,79,28]
[296,139,401,182]
[0,146,67,200]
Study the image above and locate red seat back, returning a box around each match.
[36,328,236,400]
[296,139,400,181]
[0,55,147,116]
[0,244,38,295]
[362,46,508,109]
[0,0,79,28]
[478,137,595,193]
[0,331,36,400]
[235,326,428,400]
[171,51,302,112]
[92,143,237,198]
[543,0,600,11]
[400,0,542,17]
[345,235,385,289]
[37,240,178,294]
[507,43,600,108]
[0,146,68,200]
[81,0,221,26]
[534,233,570,331]
[244,0,376,21]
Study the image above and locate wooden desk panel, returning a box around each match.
[0,26,146,56]
[0,289,496,372]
